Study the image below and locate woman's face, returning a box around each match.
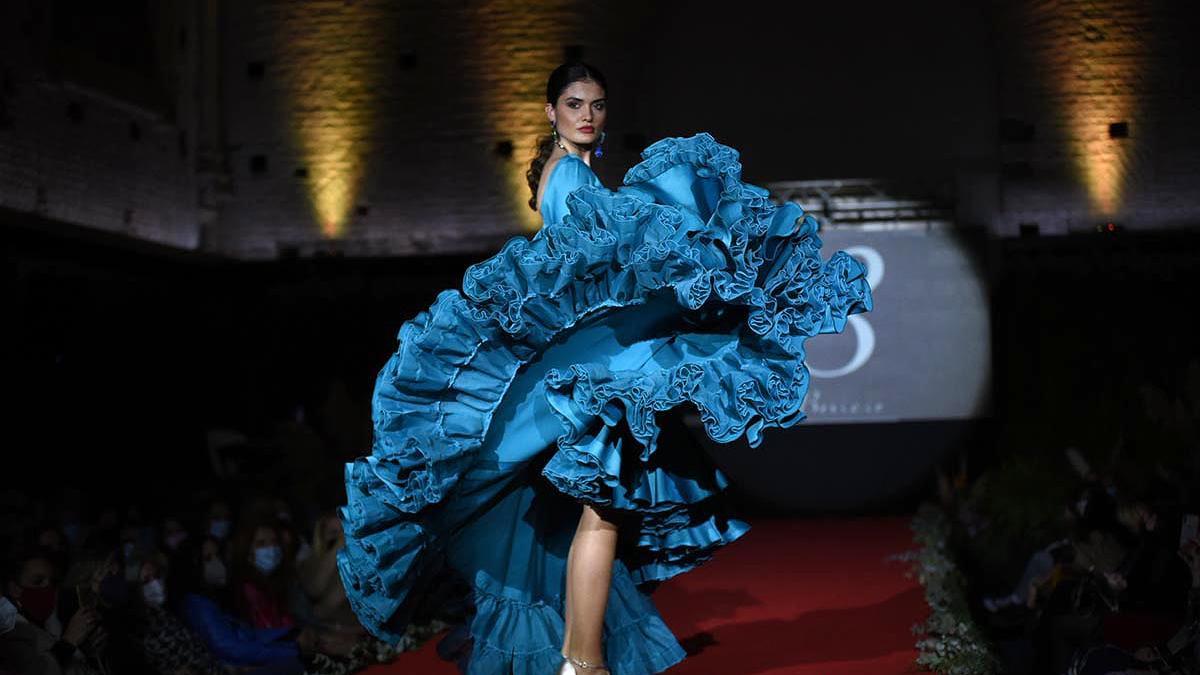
[546,79,607,150]
[139,561,162,584]
[250,526,278,556]
[36,528,64,552]
[17,558,54,592]
[90,553,119,591]
[201,538,220,561]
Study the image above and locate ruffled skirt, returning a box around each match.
[338,133,873,674]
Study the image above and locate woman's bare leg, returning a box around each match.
[561,504,617,670]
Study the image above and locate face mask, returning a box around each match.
[203,559,227,587]
[19,585,57,625]
[141,579,166,608]
[164,531,188,551]
[100,573,129,606]
[209,519,231,540]
[0,597,17,635]
[253,545,283,574]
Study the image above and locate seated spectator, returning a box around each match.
[81,509,120,556]
[271,502,312,567]
[294,512,357,630]
[59,546,144,672]
[206,500,234,546]
[231,519,294,630]
[181,587,307,674]
[1,548,102,675]
[130,551,231,675]
[178,565,350,675]
[118,525,142,584]
[32,527,69,580]
[160,517,193,557]
[5,550,62,635]
[983,538,1073,612]
[199,536,232,607]
[1114,501,1192,612]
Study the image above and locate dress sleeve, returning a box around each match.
[540,156,603,227]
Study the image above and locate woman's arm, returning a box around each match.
[182,595,300,667]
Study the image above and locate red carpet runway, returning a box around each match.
[367,517,926,674]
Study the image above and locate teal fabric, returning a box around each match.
[338,133,873,674]
[539,154,603,225]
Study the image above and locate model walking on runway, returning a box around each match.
[338,61,873,674]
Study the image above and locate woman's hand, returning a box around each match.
[296,626,357,658]
[61,607,98,648]
[1103,571,1128,591]
[84,624,108,653]
[312,515,344,556]
[295,627,318,655]
[317,629,357,657]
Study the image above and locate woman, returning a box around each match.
[338,61,873,674]
[1,549,101,675]
[230,520,294,631]
[130,553,232,675]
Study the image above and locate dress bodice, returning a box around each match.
[538,154,603,226]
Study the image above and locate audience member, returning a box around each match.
[206,500,235,545]
[2,548,102,674]
[231,519,295,631]
[1,472,455,673]
[131,552,232,675]
[295,512,357,630]
[59,546,144,672]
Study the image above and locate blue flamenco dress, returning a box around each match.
[337,133,873,674]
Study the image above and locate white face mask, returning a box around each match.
[203,558,227,587]
[142,579,166,608]
[0,597,17,635]
[253,545,283,574]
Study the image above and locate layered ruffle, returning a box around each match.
[339,132,873,647]
[463,564,685,675]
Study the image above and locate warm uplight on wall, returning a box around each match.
[1068,108,1133,217]
[468,3,574,233]
[273,5,388,239]
[1049,5,1144,217]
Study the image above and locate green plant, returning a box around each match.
[904,504,997,675]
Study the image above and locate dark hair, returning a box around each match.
[526,61,608,212]
[229,517,291,619]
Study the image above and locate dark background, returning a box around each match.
[2,0,1199,514]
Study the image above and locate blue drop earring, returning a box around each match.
[595,130,607,159]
